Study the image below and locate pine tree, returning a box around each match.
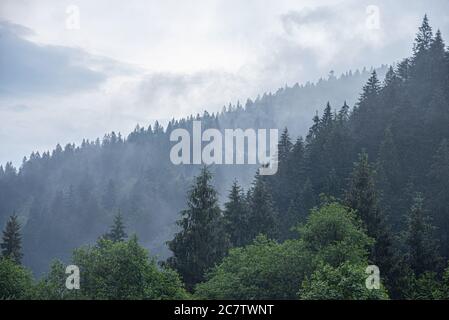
[1,214,23,264]
[413,15,433,57]
[104,210,127,242]
[270,128,294,226]
[346,152,380,236]
[345,152,396,284]
[337,101,350,122]
[320,102,333,128]
[223,181,250,247]
[353,71,382,156]
[377,128,401,210]
[359,71,381,102]
[428,140,449,257]
[404,193,440,275]
[278,128,293,165]
[167,167,229,290]
[428,29,447,90]
[247,172,278,241]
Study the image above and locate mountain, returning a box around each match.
[0,64,385,275]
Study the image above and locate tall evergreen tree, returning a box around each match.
[413,14,433,57]
[1,214,23,264]
[428,140,449,257]
[104,210,127,242]
[345,152,396,287]
[359,71,381,102]
[223,180,250,247]
[376,127,401,225]
[167,167,229,290]
[247,173,278,241]
[404,193,441,275]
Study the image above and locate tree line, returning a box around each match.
[1,15,449,299]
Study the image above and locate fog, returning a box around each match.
[1,0,449,165]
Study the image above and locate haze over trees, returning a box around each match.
[1,16,449,300]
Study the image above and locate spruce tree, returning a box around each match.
[413,15,433,57]
[167,167,229,290]
[247,172,278,241]
[104,210,127,242]
[1,214,23,264]
[428,140,449,257]
[377,127,401,221]
[270,128,294,229]
[360,71,381,102]
[345,152,396,284]
[404,193,440,275]
[223,180,250,247]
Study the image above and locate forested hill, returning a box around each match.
[1,15,447,284]
[0,57,383,275]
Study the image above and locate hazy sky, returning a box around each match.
[1,0,449,165]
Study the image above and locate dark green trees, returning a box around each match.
[413,14,433,56]
[1,214,23,264]
[167,167,229,290]
[345,152,396,290]
[247,173,278,241]
[428,140,449,257]
[196,202,388,300]
[404,193,440,276]
[223,181,250,247]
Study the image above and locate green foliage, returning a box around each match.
[0,257,33,299]
[167,167,229,291]
[298,202,373,267]
[195,235,310,300]
[403,193,441,275]
[33,260,81,300]
[223,180,251,247]
[299,262,388,300]
[346,154,397,267]
[246,173,278,241]
[103,210,127,242]
[1,214,23,264]
[70,236,188,299]
[196,202,387,300]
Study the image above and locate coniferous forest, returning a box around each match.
[2,15,449,300]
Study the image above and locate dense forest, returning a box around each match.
[0,54,384,275]
[1,16,449,299]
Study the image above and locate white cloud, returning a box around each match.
[1,0,449,165]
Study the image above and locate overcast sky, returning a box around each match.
[1,0,449,166]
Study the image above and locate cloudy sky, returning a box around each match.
[1,0,449,165]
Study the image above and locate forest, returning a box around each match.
[1,16,449,300]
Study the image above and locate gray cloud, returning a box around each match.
[0,21,136,97]
[1,0,449,166]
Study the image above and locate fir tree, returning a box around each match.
[404,193,441,275]
[1,214,23,264]
[345,152,396,286]
[104,210,127,242]
[223,181,250,247]
[359,71,381,102]
[167,167,229,290]
[413,15,433,57]
[247,173,278,241]
[428,140,449,257]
